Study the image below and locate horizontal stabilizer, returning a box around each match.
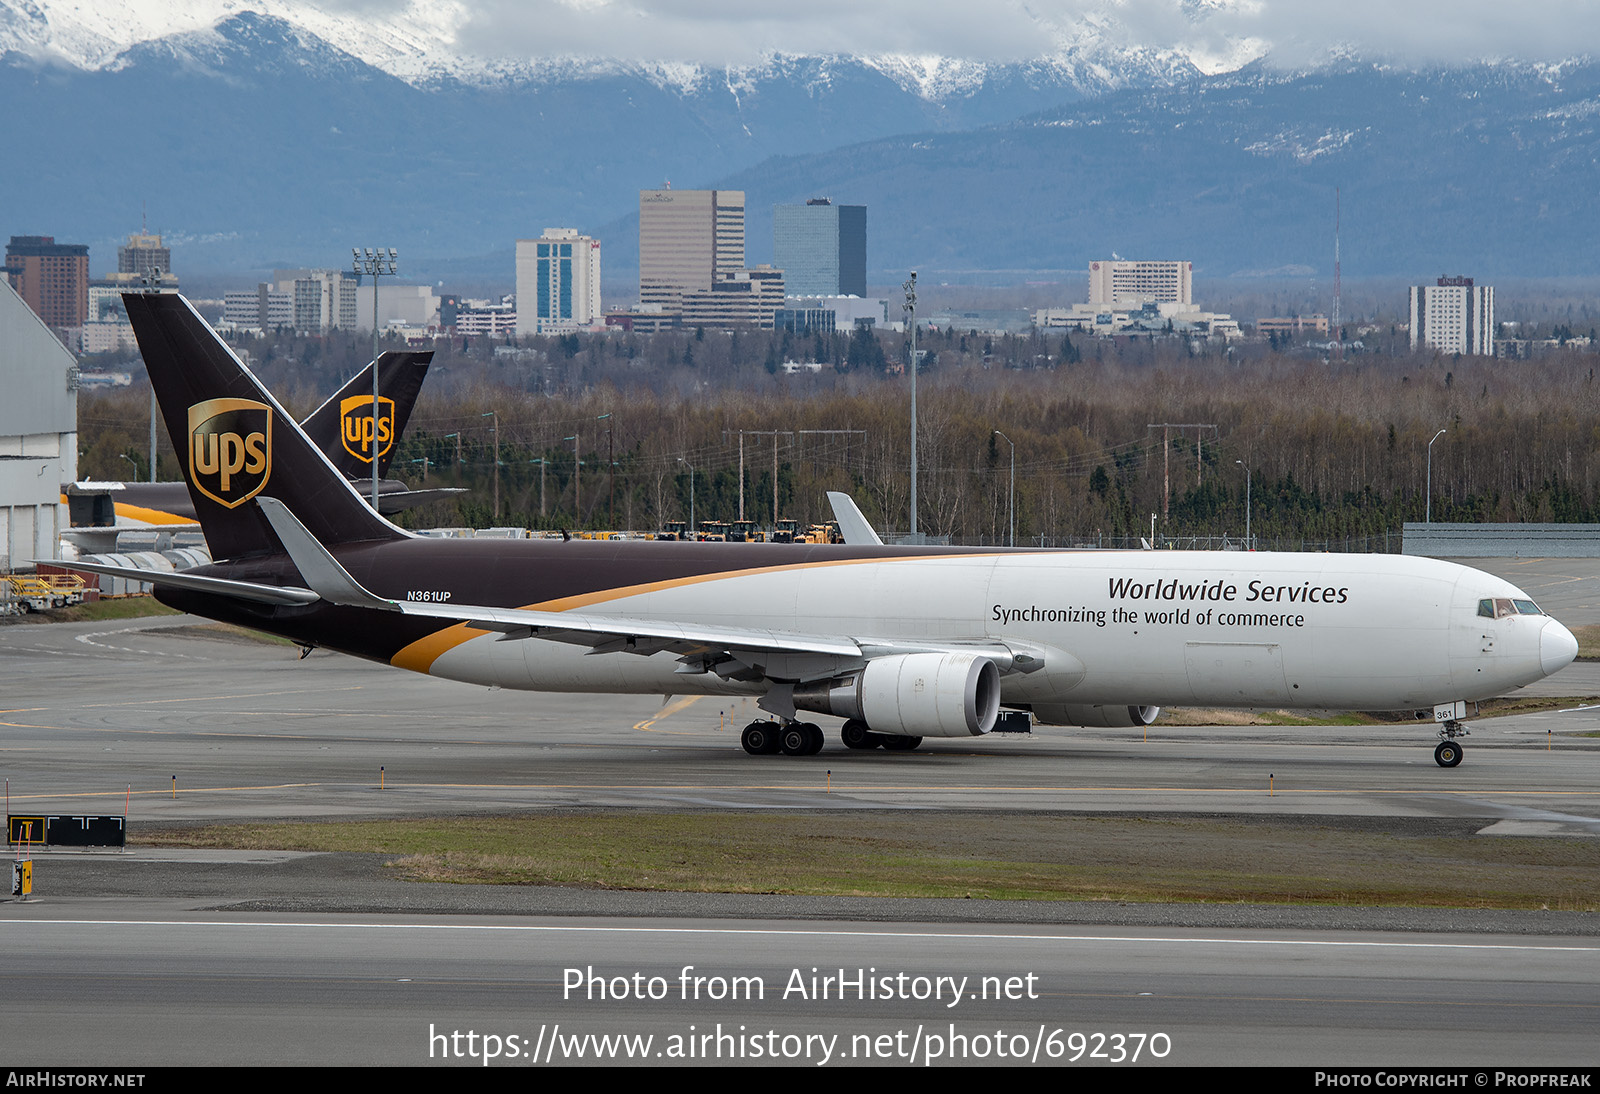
[374,487,467,515]
[48,559,318,607]
[255,497,397,611]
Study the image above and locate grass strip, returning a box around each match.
[1,596,180,625]
[139,812,1600,909]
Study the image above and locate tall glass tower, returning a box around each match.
[773,199,866,297]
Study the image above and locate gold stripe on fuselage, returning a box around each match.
[114,501,201,526]
[389,551,981,675]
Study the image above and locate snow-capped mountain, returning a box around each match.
[2,1,1596,284]
[0,0,1264,95]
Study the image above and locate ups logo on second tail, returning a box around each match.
[340,395,395,463]
[188,398,271,509]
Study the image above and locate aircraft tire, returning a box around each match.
[801,722,825,755]
[880,735,923,752]
[1434,740,1463,768]
[742,722,780,755]
[840,720,878,749]
[780,724,812,756]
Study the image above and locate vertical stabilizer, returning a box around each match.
[123,292,407,559]
[303,350,433,480]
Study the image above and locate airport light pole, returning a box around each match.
[1426,428,1446,523]
[993,430,1014,547]
[353,247,397,510]
[1235,459,1251,550]
[903,271,918,541]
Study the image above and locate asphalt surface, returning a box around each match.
[2,570,1598,1067]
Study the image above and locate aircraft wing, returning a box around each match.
[255,497,1040,682]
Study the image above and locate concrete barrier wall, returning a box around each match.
[1403,522,1600,557]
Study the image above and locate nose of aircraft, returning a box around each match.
[1540,619,1580,676]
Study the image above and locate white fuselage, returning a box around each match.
[415,548,1576,713]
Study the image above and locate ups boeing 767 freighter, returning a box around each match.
[66,293,1579,766]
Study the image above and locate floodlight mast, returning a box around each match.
[352,246,398,509]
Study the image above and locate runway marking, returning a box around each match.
[78,686,370,709]
[633,695,704,733]
[102,780,1591,799]
[2,918,1598,954]
[0,783,324,802]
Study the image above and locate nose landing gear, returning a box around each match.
[1434,719,1469,767]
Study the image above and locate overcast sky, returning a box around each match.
[436,0,1600,69]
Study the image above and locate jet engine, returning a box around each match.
[792,651,1001,737]
[1031,704,1162,728]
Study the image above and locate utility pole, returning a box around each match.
[1147,423,1218,521]
[677,457,695,536]
[565,433,580,520]
[734,430,794,529]
[353,247,397,510]
[481,410,499,521]
[1427,428,1446,523]
[596,412,613,530]
[904,272,918,540]
[531,458,547,517]
[1236,459,1251,550]
[994,430,1014,547]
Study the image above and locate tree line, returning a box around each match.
[75,324,1600,547]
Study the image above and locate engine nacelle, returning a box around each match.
[1031,703,1162,729]
[793,652,1001,737]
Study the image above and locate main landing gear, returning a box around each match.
[841,719,922,751]
[740,718,924,756]
[741,720,823,756]
[1434,719,1469,768]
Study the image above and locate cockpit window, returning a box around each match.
[1479,597,1543,618]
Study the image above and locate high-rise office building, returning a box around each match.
[1409,276,1494,355]
[5,235,89,329]
[680,266,786,329]
[117,232,171,281]
[639,189,744,310]
[773,198,866,297]
[273,268,358,332]
[516,229,602,335]
[1088,260,1192,307]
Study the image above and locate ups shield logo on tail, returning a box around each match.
[188,398,272,509]
[340,395,395,463]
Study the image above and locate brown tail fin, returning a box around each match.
[124,292,406,560]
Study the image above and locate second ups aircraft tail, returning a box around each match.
[122,291,409,560]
